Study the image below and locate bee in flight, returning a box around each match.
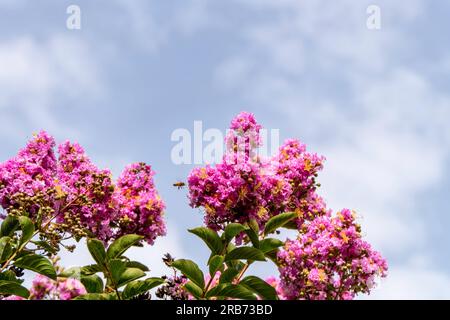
[173,181,186,189]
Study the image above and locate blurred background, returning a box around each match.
[0,0,449,299]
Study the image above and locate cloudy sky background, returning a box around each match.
[1,0,449,299]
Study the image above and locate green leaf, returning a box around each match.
[87,238,107,266]
[227,242,236,253]
[106,234,143,259]
[245,228,260,248]
[264,212,297,235]
[172,259,205,289]
[219,267,239,283]
[209,255,224,277]
[58,267,81,278]
[0,216,19,238]
[184,281,203,299]
[14,254,57,280]
[0,280,29,298]
[73,293,117,300]
[18,216,34,245]
[206,283,256,300]
[0,236,13,263]
[223,223,247,243]
[224,247,266,262]
[0,270,21,283]
[240,276,278,300]
[248,218,260,234]
[80,274,104,293]
[281,220,298,230]
[122,277,164,300]
[126,261,149,272]
[188,227,222,254]
[117,268,146,288]
[15,250,33,259]
[109,259,127,284]
[259,238,284,253]
[265,250,280,266]
[81,264,102,275]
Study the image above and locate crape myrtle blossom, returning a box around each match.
[30,274,55,300]
[28,274,86,300]
[273,139,329,227]
[56,141,117,241]
[188,112,327,231]
[188,158,289,230]
[0,131,57,220]
[0,131,166,245]
[225,111,262,162]
[277,209,388,300]
[265,276,286,300]
[113,163,166,245]
[57,277,87,300]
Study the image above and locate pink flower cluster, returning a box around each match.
[225,111,262,159]
[56,141,116,241]
[188,112,326,230]
[265,276,287,300]
[0,131,165,244]
[29,274,86,300]
[0,131,56,217]
[113,163,166,245]
[273,139,328,226]
[277,209,388,300]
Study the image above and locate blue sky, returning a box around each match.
[1,0,450,299]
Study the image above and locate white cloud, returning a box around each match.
[113,0,225,53]
[0,0,25,8]
[173,0,215,36]
[368,263,450,299]
[113,0,168,53]
[0,34,102,141]
[244,24,306,75]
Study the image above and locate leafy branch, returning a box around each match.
[169,212,297,300]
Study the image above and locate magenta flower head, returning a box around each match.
[0,131,57,218]
[188,112,287,230]
[188,160,277,230]
[188,112,328,232]
[225,111,262,162]
[56,141,117,241]
[274,139,328,226]
[29,274,87,300]
[113,162,166,245]
[277,209,388,300]
[189,113,277,230]
[265,276,287,300]
[57,278,87,300]
[30,274,55,300]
